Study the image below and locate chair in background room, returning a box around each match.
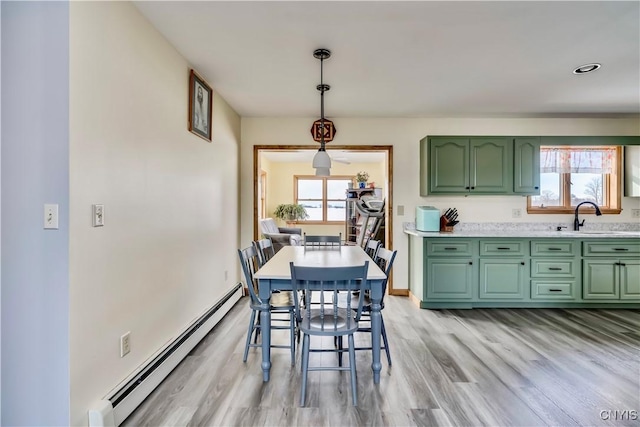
[253,238,275,268]
[259,218,302,253]
[364,239,381,259]
[290,261,369,406]
[238,245,296,365]
[356,246,397,365]
[303,233,342,250]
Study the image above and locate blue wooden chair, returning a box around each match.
[289,261,369,406]
[364,239,381,259]
[358,247,397,365]
[303,233,342,250]
[238,246,296,365]
[253,238,275,268]
[337,246,396,366]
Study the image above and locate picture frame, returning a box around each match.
[188,69,213,141]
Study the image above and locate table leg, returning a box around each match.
[260,301,271,382]
[370,282,382,384]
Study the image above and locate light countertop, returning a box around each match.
[403,223,640,239]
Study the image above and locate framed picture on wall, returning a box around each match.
[188,69,213,141]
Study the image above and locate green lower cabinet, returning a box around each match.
[426,258,475,299]
[479,259,526,299]
[620,259,640,300]
[581,259,640,300]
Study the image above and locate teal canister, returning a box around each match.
[415,206,440,231]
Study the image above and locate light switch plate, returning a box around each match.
[93,204,104,227]
[44,204,59,229]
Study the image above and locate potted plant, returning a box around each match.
[273,203,309,224]
[356,171,369,188]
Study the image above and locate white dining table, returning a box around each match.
[254,245,388,383]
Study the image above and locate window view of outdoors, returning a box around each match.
[530,146,613,208]
[296,178,351,222]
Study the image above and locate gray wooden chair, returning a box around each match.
[289,261,369,406]
[253,238,275,268]
[238,246,296,365]
[303,233,341,250]
[364,239,381,259]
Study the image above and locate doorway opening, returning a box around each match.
[253,144,402,295]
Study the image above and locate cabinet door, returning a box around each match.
[514,137,540,194]
[426,258,474,299]
[479,259,526,299]
[429,137,470,194]
[583,259,618,299]
[470,137,512,193]
[620,259,640,300]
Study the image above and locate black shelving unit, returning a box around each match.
[344,187,379,246]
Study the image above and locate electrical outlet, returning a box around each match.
[397,205,405,216]
[512,208,522,218]
[632,209,640,218]
[120,332,131,358]
[44,204,59,229]
[92,204,104,227]
[224,270,228,281]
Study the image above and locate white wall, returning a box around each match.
[1,2,71,425]
[241,117,640,293]
[69,2,240,425]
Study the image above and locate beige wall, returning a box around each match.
[69,2,240,424]
[241,117,640,293]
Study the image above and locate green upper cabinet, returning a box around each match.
[513,137,540,194]
[425,136,512,195]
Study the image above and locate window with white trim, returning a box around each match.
[295,176,353,223]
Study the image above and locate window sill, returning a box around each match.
[527,208,621,215]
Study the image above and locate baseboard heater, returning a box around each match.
[88,283,243,426]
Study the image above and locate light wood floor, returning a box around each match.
[123,296,640,426]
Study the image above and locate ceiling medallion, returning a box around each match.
[310,118,336,143]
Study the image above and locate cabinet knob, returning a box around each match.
[465,186,470,190]
[468,261,473,265]
[521,261,525,265]
[471,186,475,190]
[534,186,539,189]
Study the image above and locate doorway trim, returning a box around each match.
[253,144,406,296]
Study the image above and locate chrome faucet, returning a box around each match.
[574,201,602,231]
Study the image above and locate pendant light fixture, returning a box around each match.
[312,48,332,176]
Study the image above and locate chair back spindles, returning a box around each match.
[303,233,342,250]
[238,246,261,306]
[365,239,381,259]
[253,238,275,267]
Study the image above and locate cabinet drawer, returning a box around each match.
[531,240,576,256]
[427,240,474,256]
[531,281,576,300]
[480,241,527,256]
[583,241,640,256]
[531,259,578,278]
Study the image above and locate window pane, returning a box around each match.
[299,200,323,221]
[531,173,561,207]
[327,200,345,221]
[327,179,351,199]
[571,173,604,205]
[297,180,322,199]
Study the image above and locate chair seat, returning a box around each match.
[270,291,295,309]
[299,308,359,335]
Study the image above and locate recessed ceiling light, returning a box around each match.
[573,63,601,74]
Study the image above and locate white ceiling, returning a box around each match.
[134,1,640,118]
